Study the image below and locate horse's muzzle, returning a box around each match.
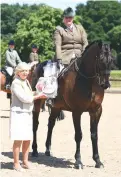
[101,81,111,89]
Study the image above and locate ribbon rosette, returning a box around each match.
[36,82,45,92]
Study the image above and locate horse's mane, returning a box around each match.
[81,40,102,57]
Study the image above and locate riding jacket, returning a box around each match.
[5,49,21,68]
[54,23,88,64]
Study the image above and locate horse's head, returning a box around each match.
[96,41,114,89]
[76,40,114,89]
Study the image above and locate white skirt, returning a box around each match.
[9,111,33,140]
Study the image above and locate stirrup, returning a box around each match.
[46,98,54,107]
[5,84,11,90]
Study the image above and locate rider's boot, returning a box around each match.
[6,84,11,90]
[5,75,11,90]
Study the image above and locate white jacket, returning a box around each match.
[11,77,34,112]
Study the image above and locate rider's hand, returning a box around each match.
[56,59,62,69]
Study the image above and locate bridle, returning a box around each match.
[74,47,112,86]
[75,55,102,83]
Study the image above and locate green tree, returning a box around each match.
[14,5,62,62]
[1,40,8,67]
[76,1,121,69]
[107,25,121,53]
[1,3,41,35]
[1,2,121,69]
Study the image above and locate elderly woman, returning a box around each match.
[10,62,42,171]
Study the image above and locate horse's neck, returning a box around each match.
[27,70,33,86]
[78,44,98,77]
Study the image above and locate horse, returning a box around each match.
[32,40,114,169]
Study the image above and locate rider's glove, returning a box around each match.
[56,59,62,69]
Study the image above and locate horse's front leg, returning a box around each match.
[89,106,104,168]
[32,99,42,157]
[32,111,40,157]
[72,111,83,169]
[45,108,59,156]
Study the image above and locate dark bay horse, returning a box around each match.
[32,40,114,169]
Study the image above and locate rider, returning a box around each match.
[47,7,88,106]
[54,7,88,67]
[29,44,39,64]
[5,40,22,89]
[29,44,40,90]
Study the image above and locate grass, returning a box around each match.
[110,70,121,79]
[111,81,121,88]
[110,70,121,88]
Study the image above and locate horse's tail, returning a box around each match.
[56,110,65,121]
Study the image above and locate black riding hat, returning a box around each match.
[32,44,37,48]
[63,7,75,17]
[8,40,15,45]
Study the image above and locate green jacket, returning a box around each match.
[54,23,88,64]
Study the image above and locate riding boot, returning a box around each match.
[5,75,11,90]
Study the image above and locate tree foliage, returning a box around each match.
[1,1,121,69]
[14,5,62,62]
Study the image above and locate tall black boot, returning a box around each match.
[5,75,11,90]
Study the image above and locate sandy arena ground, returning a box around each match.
[0,91,121,177]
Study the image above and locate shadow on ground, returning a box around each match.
[1,152,74,169]
[1,162,13,170]
[0,116,9,118]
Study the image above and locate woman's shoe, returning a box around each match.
[13,165,25,172]
[21,163,31,169]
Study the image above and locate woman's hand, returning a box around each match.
[33,93,47,100]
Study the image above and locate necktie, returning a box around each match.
[69,27,73,32]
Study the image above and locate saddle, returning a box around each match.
[1,67,7,76]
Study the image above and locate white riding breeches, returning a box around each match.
[6,67,13,76]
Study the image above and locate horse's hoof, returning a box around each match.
[74,162,83,169]
[95,162,104,168]
[45,151,51,156]
[31,151,39,157]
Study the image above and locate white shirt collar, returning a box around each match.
[67,24,73,30]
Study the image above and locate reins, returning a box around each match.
[74,60,97,79]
